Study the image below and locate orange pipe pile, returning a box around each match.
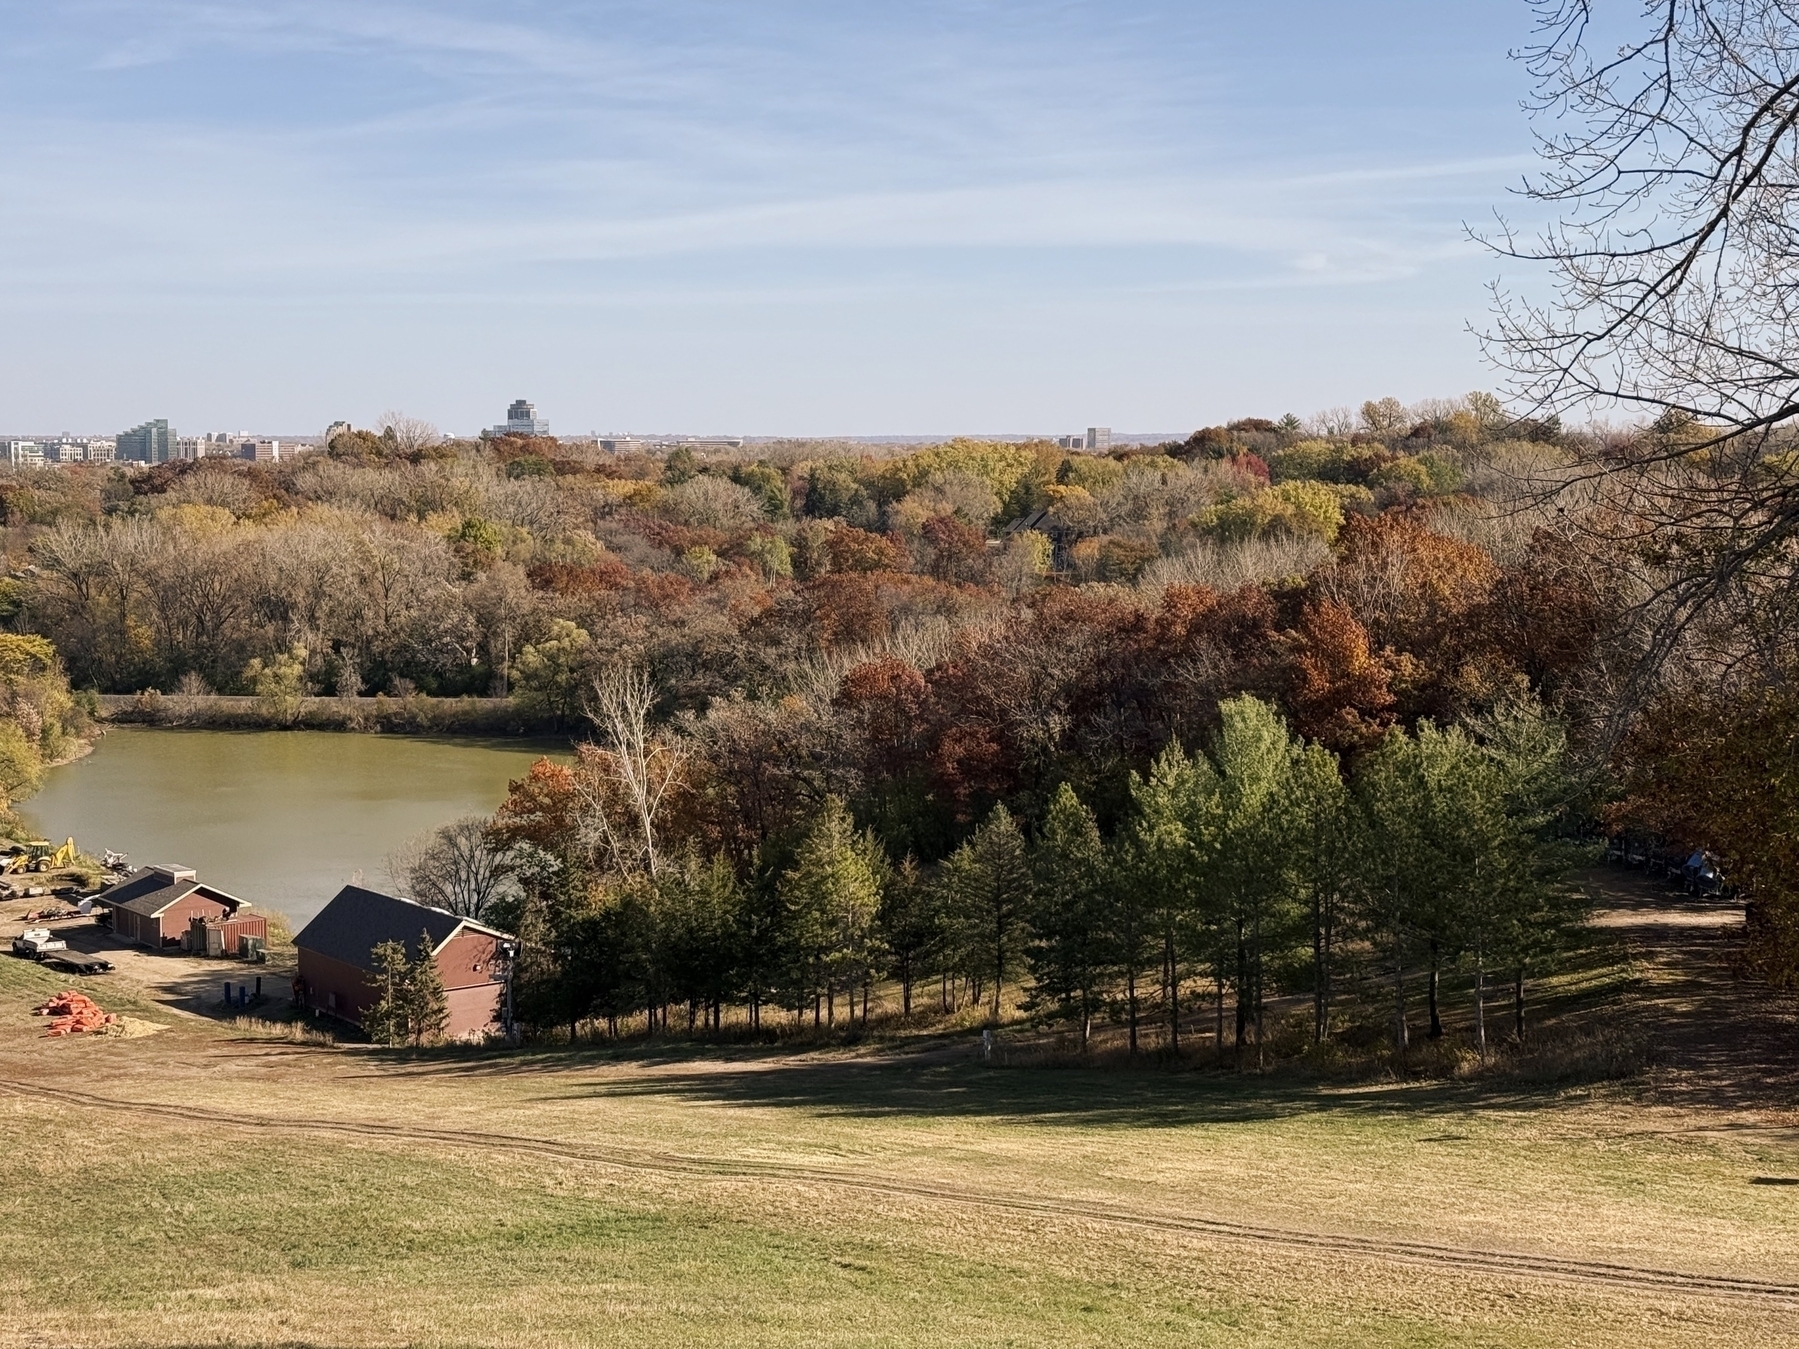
[32,990,116,1036]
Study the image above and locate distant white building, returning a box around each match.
[491,399,550,437]
[497,399,551,436]
[43,436,114,464]
[1056,427,1112,451]
[239,439,281,462]
[4,440,43,467]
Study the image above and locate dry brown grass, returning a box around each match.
[1,872,1796,1347]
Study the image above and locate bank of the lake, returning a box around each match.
[19,726,562,927]
[97,691,553,735]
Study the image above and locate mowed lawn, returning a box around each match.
[2,958,1797,1348]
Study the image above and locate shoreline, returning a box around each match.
[96,691,562,737]
[44,737,97,769]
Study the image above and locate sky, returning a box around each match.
[0,1,1540,437]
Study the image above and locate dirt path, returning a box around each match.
[1588,867,1799,1116]
[4,1074,1796,1308]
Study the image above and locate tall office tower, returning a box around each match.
[492,399,550,437]
[117,419,174,462]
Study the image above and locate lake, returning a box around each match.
[20,727,561,928]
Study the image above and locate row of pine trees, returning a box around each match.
[508,696,1587,1059]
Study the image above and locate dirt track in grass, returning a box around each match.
[4,865,1798,1348]
[4,1072,1797,1308]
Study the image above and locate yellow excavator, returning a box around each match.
[4,838,77,873]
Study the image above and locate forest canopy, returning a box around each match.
[0,391,1771,1048]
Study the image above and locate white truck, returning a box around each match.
[11,928,68,960]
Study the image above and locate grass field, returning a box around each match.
[2,874,1797,1348]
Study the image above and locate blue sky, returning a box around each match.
[0,1,1535,436]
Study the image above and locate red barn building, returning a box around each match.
[100,865,264,950]
[295,886,512,1041]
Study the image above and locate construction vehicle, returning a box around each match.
[11,928,68,959]
[4,838,77,874]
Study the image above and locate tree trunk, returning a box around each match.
[1215,972,1225,1064]
[1316,892,1331,1050]
[1473,954,1486,1058]
[1166,930,1179,1055]
[1234,923,1247,1072]
[1321,896,1333,1044]
[1254,912,1264,1071]
[1127,967,1138,1055]
[901,960,912,1019]
[1514,967,1525,1040]
[1427,938,1443,1040]
[1080,984,1092,1049]
[993,932,1003,1022]
[1392,943,1409,1059]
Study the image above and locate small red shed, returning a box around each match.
[294,885,512,1041]
[100,865,262,950]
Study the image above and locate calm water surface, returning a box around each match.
[21,727,560,927]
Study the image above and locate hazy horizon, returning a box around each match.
[3,2,1528,436]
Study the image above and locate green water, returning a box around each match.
[20,727,560,927]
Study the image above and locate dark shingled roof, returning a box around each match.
[102,866,245,919]
[295,885,508,972]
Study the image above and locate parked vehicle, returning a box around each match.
[41,951,113,975]
[11,928,68,959]
[1683,850,1726,896]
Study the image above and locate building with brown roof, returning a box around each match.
[294,885,512,1040]
[100,865,264,952]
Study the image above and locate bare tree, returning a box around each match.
[376,410,443,456]
[575,665,685,878]
[389,816,516,920]
[1485,0,1799,701]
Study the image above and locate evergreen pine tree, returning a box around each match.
[1027,783,1111,1047]
[406,928,449,1046]
[364,939,411,1046]
[943,803,1032,1021]
[779,797,882,1027]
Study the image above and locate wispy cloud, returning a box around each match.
[0,1,1531,430]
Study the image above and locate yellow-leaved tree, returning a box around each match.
[0,633,86,809]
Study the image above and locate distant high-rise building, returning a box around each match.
[117,419,174,463]
[4,440,43,468]
[491,399,550,437]
[239,440,281,462]
[1056,427,1113,451]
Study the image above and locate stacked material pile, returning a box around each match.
[32,990,117,1036]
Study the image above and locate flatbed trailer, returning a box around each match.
[40,951,114,976]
